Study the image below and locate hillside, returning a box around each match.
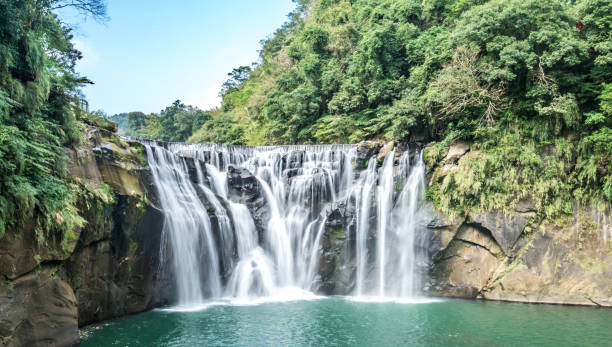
[189,0,612,221]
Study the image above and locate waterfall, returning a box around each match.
[354,159,377,296]
[144,145,222,305]
[352,150,427,298]
[143,141,427,305]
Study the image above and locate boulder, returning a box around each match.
[227,166,268,240]
[376,141,395,163]
[0,272,79,347]
[442,141,470,164]
[355,141,383,169]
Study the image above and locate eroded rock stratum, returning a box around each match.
[0,126,173,346]
[424,142,612,307]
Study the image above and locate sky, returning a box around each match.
[59,0,295,115]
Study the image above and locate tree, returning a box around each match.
[50,0,108,22]
[219,66,252,110]
[0,0,108,237]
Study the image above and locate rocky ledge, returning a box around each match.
[424,142,612,307]
[0,124,173,346]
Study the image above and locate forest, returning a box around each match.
[122,0,612,221]
[1,0,611,243]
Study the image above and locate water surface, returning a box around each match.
[81,297,612,346]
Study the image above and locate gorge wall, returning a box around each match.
[1,127,611,346]
[0,125,174,346]
[424,142,612,307]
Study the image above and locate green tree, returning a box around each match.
[0,0,107,238]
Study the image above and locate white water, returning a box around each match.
[352,150,427,298]
[144,142,427,306]
[145,145,222,304]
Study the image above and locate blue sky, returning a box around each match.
[59,0,295,115]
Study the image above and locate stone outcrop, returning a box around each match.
[424,142,612,306]
[355,141,383,169]
[0,125,172,345]
[0,271,78,347]
[469,210,533,254]
[227,165,268,239]
[316,201,357,294]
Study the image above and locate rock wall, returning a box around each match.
[0,126,172,346]
[424,142,612,307]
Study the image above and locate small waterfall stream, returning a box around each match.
[143,142,428,305]
[145,145,222,304]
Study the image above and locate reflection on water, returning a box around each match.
[81,297,612,347]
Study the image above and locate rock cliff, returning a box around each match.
[424,142,612,307]
[0,125,173,346]
[1,135,610,346]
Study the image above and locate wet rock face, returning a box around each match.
[429,225,504,298]
[227,166,259,202]
[0,273,79,347]
[0,219,79,281]
[355,141,384,169]
[482,212,612,307]
[0,127,172,344]
[315,201,359,295]
[65,132,174,326]
[285,150,305,169]
[469,210,534,255]
[66,194,173,326]
[425,193,612,306]
[227,166,268,240]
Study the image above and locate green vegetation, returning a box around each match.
[2,0,610,239]
[196,0,611,219]
[0,0,107,239]
[107,100,211,142]
[105,112,128,135]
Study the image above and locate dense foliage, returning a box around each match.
[106,100,210,142]
[0,0,106,239]
[200,0,611,218]
[3,0,609,235]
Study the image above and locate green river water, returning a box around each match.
[81,297,612,346]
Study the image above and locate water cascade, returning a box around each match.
[350,150,427,299]
[143,142,428,305]
[144,145,222,305]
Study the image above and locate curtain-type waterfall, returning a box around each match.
[145,141,428,305]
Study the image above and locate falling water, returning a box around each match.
[143,141,427,305]
[354,159,377,296]
[144,145,222,305]
[352,150,427,298]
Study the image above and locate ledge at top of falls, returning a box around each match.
[121,136,355,151]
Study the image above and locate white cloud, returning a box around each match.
[182,84,222,111]
[199,84,222,110]
[73,38,100,69]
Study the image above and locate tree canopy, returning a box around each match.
[0,0,109,238]
[197,0,611,217]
